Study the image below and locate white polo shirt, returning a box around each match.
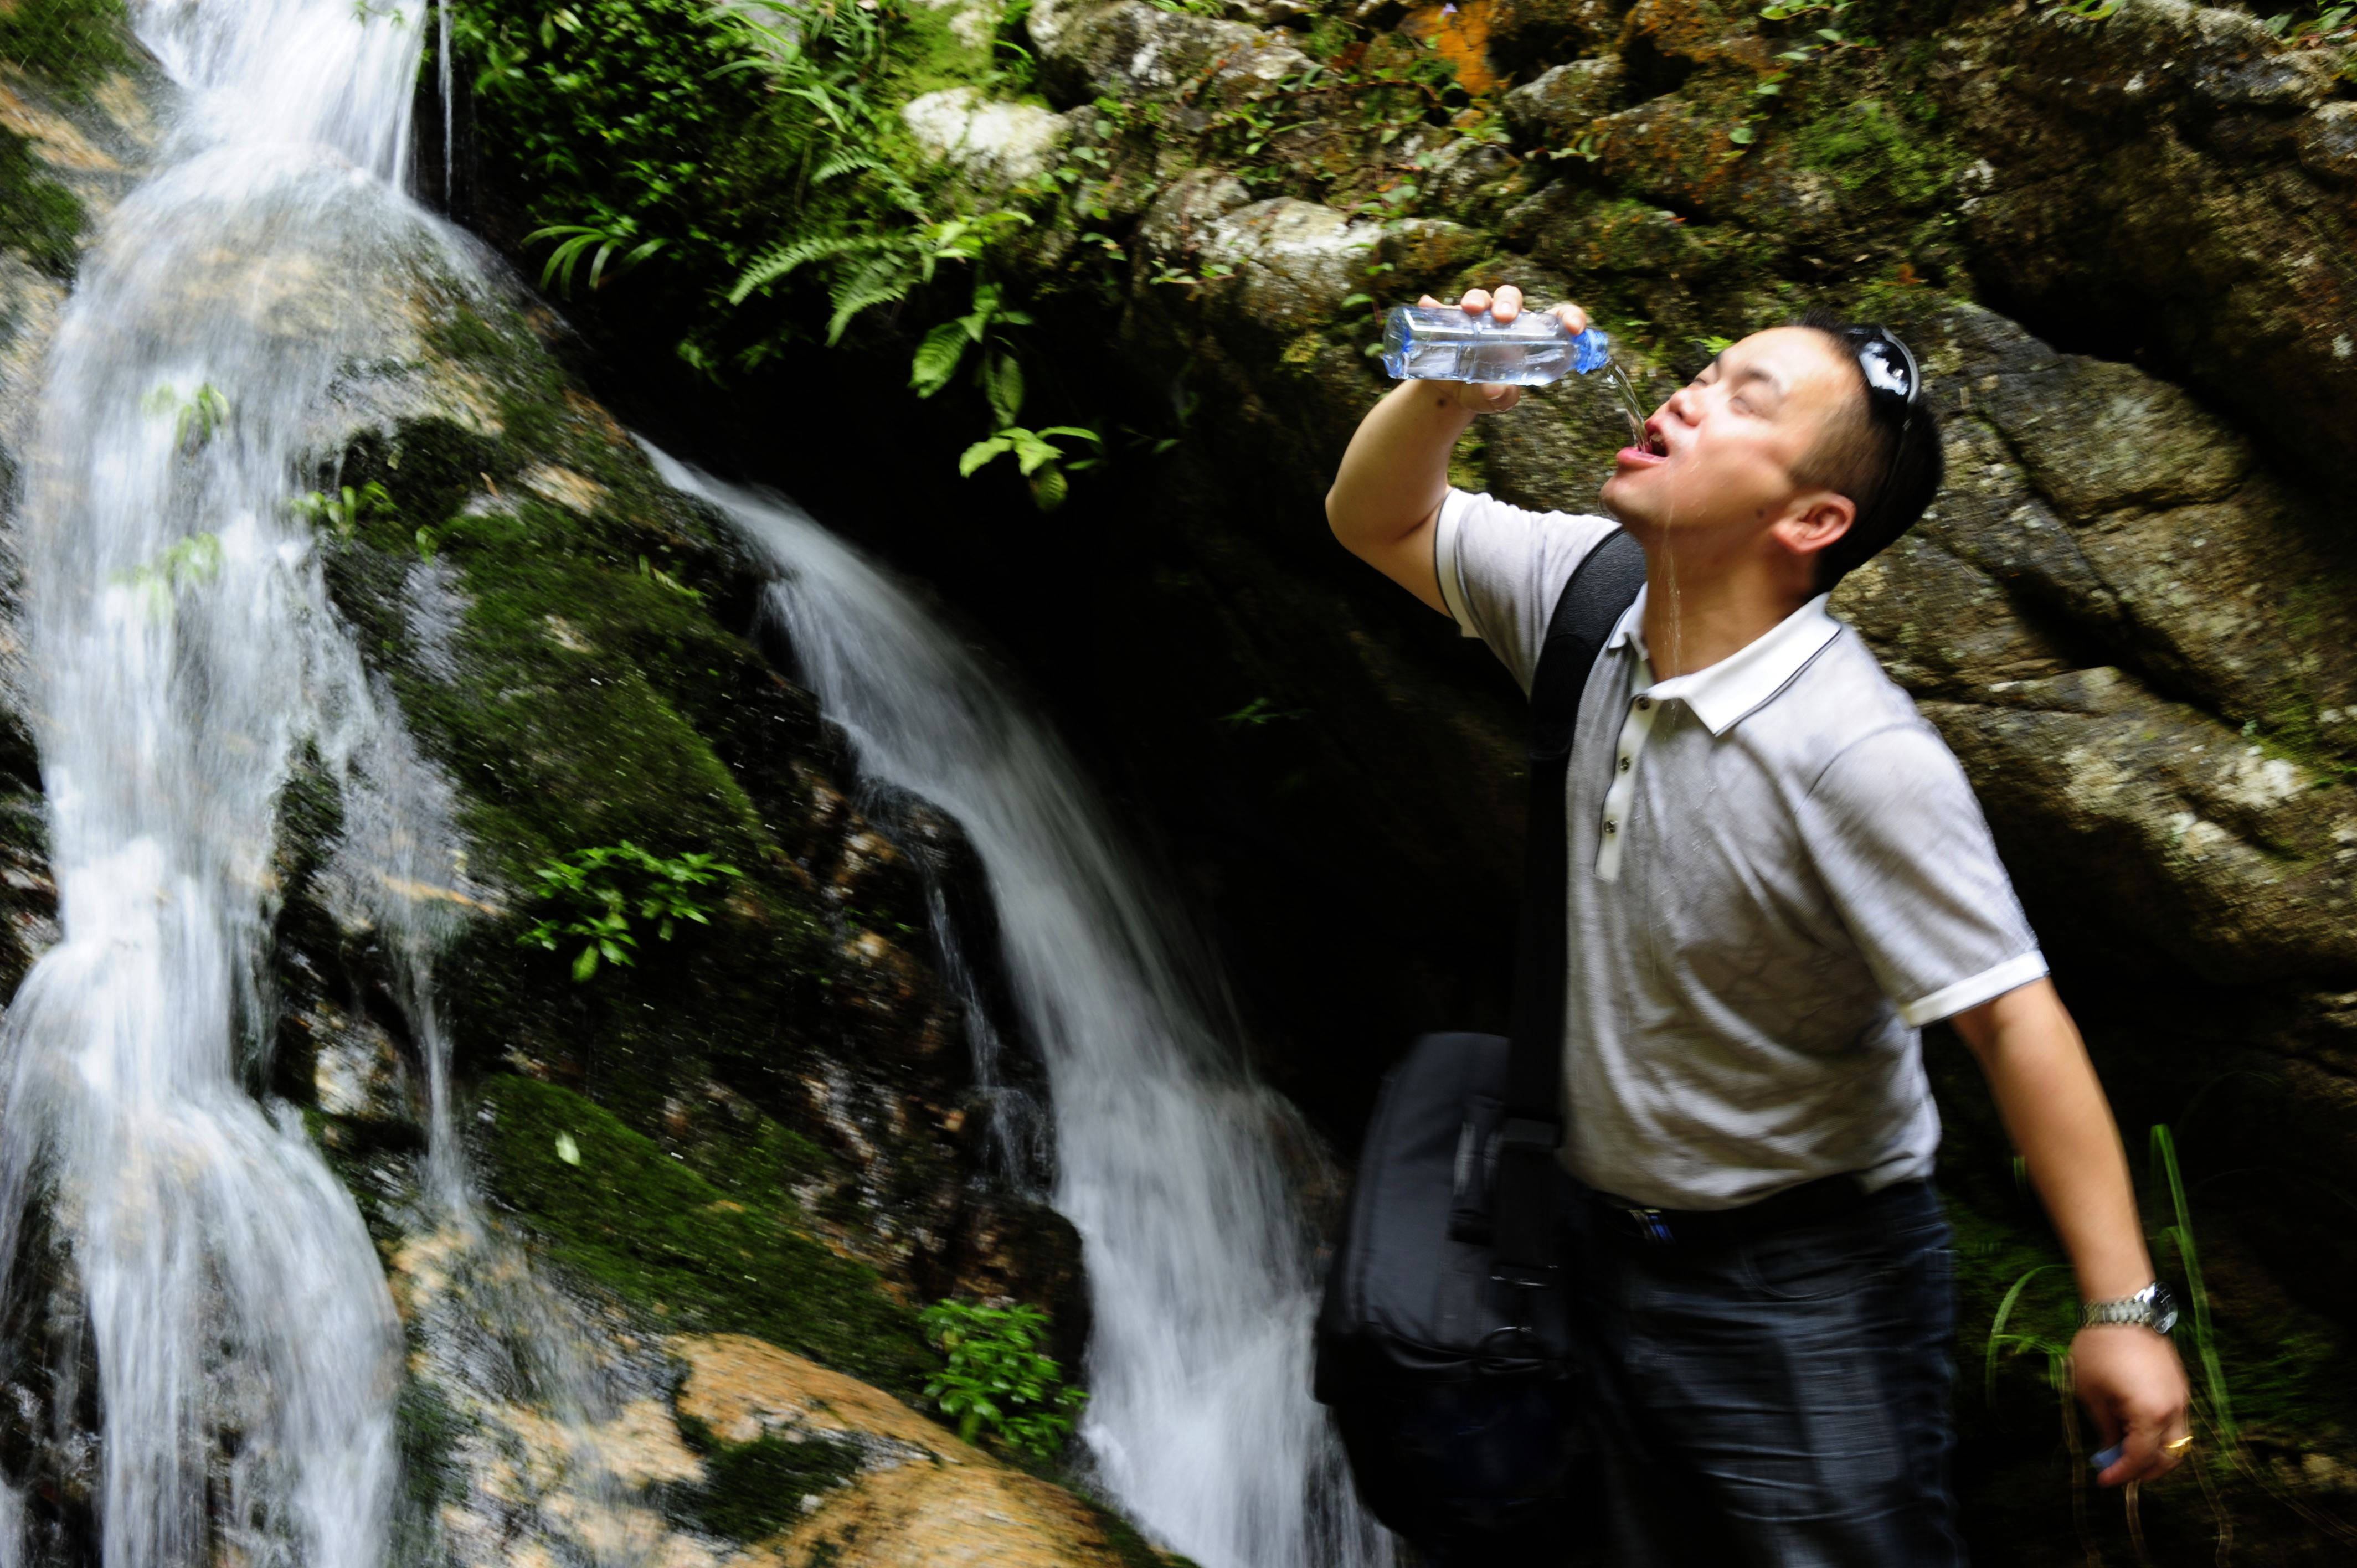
[1435,487,2048,1210]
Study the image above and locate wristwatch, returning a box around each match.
[2081,1282,2180,1335]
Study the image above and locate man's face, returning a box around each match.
[1599,327,1860,554]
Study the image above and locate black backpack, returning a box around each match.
[1313,530,1646,1555]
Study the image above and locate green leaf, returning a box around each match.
[959,436,1013,478]
[984,353,1026,429]
[554,1132,581,1165]
[572,945,599,982]
[910,320,970,398]
[1028,462,1069,511]
[1728,125,1757,145]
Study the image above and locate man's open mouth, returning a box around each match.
[1618,420,1670,465]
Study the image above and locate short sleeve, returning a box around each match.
[1802,723,2047,1027]
[1432,487,1619,693]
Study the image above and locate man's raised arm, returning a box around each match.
[1324,285,1587,613]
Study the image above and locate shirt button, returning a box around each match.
[1604,819,1618,835]
[1617,756,1632,772]
[1635,696,1653,711]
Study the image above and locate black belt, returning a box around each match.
[1582,1172,1894,1247]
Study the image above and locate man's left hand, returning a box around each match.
[2072,1324,2193,1487]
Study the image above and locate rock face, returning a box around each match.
[5,0,2344,1557]
[902,87,1072,185]
[673,1334,1162,1568]
[889,0,2357,1551]
[1005,0,2357,1159]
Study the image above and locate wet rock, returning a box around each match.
[1501,55,1624,148]
[1944,3,2357,480]
[673,1332,950,1457]
[1196,198,1381,336]
[1485,0,1624,75]
[1027,0,1309,107]
[900,87,1072,185]
[671,1334,1150,1567]
[303,1000,416,1127]
[1417,135,1518,219]
[747,1461,1149,1567]
[2296,99,2357,183]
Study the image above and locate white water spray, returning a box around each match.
[0,0,1396,1559]
[0,2,483,1564]
[647,451,1392,1568]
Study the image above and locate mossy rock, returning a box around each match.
[672,1414,866,1541]
[476,1073,936,1394]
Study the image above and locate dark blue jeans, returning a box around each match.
[1571,1178,1967,1567]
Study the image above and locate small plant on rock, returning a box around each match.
[112,531,224,613]
[143,381,231,451]
[920,1299,1085,1462]
[290,479,397,540]
[519,840,743,982]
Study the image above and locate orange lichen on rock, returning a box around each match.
[1401,0,1503,96]
[745,1462,1141,1568]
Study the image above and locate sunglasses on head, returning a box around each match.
[1836,324,1921,430]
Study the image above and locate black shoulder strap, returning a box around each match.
[1492,529,1646,1283]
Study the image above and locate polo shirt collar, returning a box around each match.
[1605,586,1844,736]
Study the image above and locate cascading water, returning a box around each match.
[647,451,1393,1568]
[0,0,1398,1559]
[0,1,526,1564]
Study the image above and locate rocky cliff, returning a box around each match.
[0,0,2348,1562]
[434,0,2357,1558]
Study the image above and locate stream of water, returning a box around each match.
[0,0,1389,1561]
[0,2,466,1564]
[650,454,1392,1568]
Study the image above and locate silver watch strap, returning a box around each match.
[2080,1282,2168,1331]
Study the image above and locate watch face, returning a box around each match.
[2150,1285,2180,1336]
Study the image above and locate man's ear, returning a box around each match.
[1772,490,1856,566]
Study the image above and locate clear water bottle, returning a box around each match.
[1380,305,1613,386]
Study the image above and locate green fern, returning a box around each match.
[825,262,918,344]
[812,148,891,184]
[728,232,883,304]
[528,223,666,295]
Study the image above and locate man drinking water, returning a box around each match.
[1324,283,2192,1561]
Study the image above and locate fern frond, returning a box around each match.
[813,149,890,184]
[728,233,881,303]
[825,261,917,344]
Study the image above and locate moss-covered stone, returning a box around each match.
[476,1074,936,1394]
[672,1414,864,1541]
[0,131,83,278]
[0,0,131,96]
[0,0,124,280]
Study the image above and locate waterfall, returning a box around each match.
[646,452,1393,1568]
[0,0,1396,1558]
[0,1,489,1564]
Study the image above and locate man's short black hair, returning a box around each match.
[1788,308,1944,592]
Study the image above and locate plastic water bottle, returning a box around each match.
[1381,305,1651,444]
[1380,304,1613,386]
